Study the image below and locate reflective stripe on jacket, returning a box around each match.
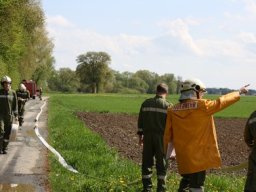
[138,95,170,135]
[0,88,18,117]
[16,90,30,100]
[164,92,240,174]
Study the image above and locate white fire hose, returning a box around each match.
[34,99,78,173]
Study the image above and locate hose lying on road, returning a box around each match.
[34,99,78,173]
[33,99,140,186]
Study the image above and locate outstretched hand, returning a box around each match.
[239,84,250,95]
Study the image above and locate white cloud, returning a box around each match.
[244,0,256,14]
[158,18,203,55]
[46,15,74,28]
[45,14,256,89]
[237,32,256,43]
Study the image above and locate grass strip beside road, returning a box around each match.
[47,93,249,191]
[48,94,143,191]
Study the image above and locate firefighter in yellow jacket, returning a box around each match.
[163,78,249,192]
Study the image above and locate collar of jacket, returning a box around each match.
[155,95,164,99]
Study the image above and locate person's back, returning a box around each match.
[139,95,169,136]
[169,94,240,174]
[137,83,171,192]
[164,78,249,192]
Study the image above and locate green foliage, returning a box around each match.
[133,70,159,93]
[0,0,54,89]
[76,51,112,93]
[48,68,80,92]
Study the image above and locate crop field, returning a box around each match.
[48,93,256,191]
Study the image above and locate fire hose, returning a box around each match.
[34,99,78,173]
[34,99,117,184]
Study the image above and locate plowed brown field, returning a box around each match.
[77,112,250,174]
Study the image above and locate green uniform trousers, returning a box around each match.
[0,115,12,151]
[142,134,166,192]
[18,100,25,125]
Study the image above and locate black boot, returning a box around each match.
[3,141,8,154]
[142,178,152,192]
[157,179,166,192]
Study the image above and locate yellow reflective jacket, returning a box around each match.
[164,92,240,174]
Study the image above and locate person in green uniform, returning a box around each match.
[244,111,256,192]
[137,83,172,192]
[38,87,43,100]
[0,75,18,154]
[16,83,30,126]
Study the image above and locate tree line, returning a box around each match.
[48,51,256,95]
[48,51,182,94]
[0,0,54,88]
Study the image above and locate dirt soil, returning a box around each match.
[77,112,251,175]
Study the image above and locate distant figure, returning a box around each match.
[164,78,249,192]
[137,83,172,192]
[16,83,30,127]
[0,75,18,154]
[244,111,256,192]
[39,87,42,100]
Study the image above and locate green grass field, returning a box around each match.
[47,93,255,191]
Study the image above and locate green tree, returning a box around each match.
[134,70,159,93]
[48,68,80,92]
[0,0,54,88]
[176,76,182,94]
[129,76,149,93]
[159,73,177,94]
[76,51,112,93]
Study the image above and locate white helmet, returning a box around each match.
[1,75,12,85]
[179,78,206,101]
[19,83,26,91]
[180,78,206,93]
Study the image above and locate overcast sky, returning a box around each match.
[42,0,256,89]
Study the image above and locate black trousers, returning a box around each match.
[178,171,206,192]
[142,134,166,191]
[0,115,12,151]
[244,149,256,192]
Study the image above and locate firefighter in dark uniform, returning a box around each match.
[16,83,30,126]
[244,111,256,192]
[137,83,172,192]
[39,87,42,101]
[0,75,18,154]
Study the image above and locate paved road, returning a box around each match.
[0,97,49,192]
